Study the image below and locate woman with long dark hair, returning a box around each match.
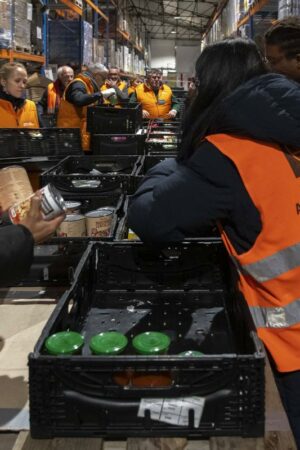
[128,38,300,446]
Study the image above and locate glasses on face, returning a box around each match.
[150,75,161,79]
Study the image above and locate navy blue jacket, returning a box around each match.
[128,74,300,254]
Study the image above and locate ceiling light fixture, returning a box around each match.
[174,16,181,19]
[171,29,176,33]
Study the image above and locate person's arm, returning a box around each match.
[129,92,138,103]
[37,90,48,127]
[114,86,129,101]
[66,81,102,107]
[128,151,235,243]
[171,94,180,113]
[37,89,47,115]
[0,224,34,284]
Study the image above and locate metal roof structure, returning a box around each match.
[127,0,219,41]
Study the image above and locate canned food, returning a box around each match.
[9,183,66,224]
[0,165,33,211]
[65,201,81,215]
[56,214,86,237]
[39,184,66,220]
[85,208,113,237]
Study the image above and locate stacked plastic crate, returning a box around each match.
[87,103,145,155]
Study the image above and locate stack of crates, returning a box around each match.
[40,154,143,244]
[87,103,145,156]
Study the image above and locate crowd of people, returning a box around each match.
[0,15,300,446]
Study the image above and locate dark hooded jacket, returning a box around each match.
[128,74,300,254]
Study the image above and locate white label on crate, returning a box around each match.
[43,267,49,281]
[27,3,33,21]
[138,397,205,427]
[36,26,42,39]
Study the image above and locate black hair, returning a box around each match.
[178,38,267,161]
[265,16,300,59]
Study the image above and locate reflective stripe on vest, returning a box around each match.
[249,298,300,328]
[239,242,300,282]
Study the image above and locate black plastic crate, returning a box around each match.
[41,155,142,195]
[0,129,83,158]
[10,241,87,287]
[91,133,145,156]
[87,104,143,134]
[29,242,265,438]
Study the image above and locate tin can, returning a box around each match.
[0,165,33,212]
[39,184,66,220]
[85,208,113,237]
[9,183,66,224]
[56,214,86,237]
[65,201,81,215]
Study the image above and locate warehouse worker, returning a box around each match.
[128,77,143,96]
[101,67,128,105]
[57,62,108,151]
[128,38,300,446]
[265,16,300,82]
[37,65,74,119]
[0,62,39,128]
[129,69,179,119]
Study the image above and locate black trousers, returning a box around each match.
[271,362,300,450]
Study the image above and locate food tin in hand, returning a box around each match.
[9,183,66,224]
[0,165,33,212]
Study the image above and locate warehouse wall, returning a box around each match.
[150,39,200,74]
[176,45,200,75]
[150,39,176,69]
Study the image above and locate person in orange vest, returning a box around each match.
[128,77,143,96]
[0,62,39,128]
[128,38,300,446]
[37,65,74,121]
[129,69,179,119]
[57,62,108,151]
[265,16,300,82]
[100,67,128,106]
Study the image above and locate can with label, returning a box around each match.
[0,165,33,212]
[9,183,66,224]
[65,201,81,215]
[85,208,113,237]
[56,214,86,237]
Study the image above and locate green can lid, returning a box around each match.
[132,332,171,355]
[89,332,128,355]
[179,350,204,357]
[45,331,84,355]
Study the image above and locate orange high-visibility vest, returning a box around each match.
[100,80,127,105]
[57,74,97,151]
[206,133,300,372]
[128,86,136,96]
[47,82,60,114]
[0,98,39,128]
[135,83,172,119]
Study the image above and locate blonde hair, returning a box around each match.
[0,62,27,81]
